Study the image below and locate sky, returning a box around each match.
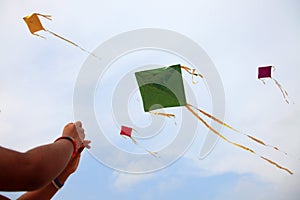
[1,0,300,199]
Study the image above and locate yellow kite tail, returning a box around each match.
[127,136,159,158]
[33,33,46,39]
[134,141,160,158]
[272,78,290,104]
[150,111,176,118]
[185,104,293,175]
[45,30,100,60]
[187,104,239,132]
[36,13,52,20]
[186,104,298,160]
[260,156,293,175]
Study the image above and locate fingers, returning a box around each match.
[75,121,82,128]
[65,122,74,128]
[83,140,91,149]
[75,121,84,134]
[76,126,85,141]
[76,140,91,155]
[74,121,85,146]
[78,140,91,153]
[62,121,91,152]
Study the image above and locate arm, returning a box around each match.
[0,122,86,191]
[0,140,73,191]
[17,149,88,200]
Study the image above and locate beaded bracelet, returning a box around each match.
[54,136,77,158]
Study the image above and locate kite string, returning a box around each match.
[186,103,299,160]
[185,104,293,175]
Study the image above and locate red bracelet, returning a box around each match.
[55,136,77,158]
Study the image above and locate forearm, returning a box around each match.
[17,172,71,200]
[17,183,57,200]
[24,139,74,182]
[0,139,73,191]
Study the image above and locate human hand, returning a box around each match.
[62,121,89,151]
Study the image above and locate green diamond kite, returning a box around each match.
[135,64,187,112]
[132,64,293,175]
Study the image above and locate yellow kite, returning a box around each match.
[23,13,99,59]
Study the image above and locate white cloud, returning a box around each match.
[158,177,182,192]
[112,171,154,191]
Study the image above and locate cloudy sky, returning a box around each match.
[1,0,300,199]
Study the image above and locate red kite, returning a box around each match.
[120,126,159,158]
[258,65,290,104]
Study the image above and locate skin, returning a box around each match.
[17,150,85,200]
[0,121,91,199]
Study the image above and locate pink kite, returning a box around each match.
[120,126,159,158]
[258,65,290,104]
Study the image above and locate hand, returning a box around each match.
[62,121,89,151]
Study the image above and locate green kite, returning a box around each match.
[134,64,293,175]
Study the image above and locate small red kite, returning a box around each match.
[120,126,133,138]
[120,126,159,158]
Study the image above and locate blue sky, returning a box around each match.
[1,0,300,199]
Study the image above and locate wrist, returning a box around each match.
[54,136,77,158]
[51,177,64,190]
[57,170,71,185]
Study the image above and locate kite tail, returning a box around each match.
[186,104,298,160]
[45,30,100,60]
[185,104,293,175]
[36,13,52,20]
[128,137,160,158]
[150,111,176,118]
[272,78,290,104]
[259,79,266,85]
[181,66,203,84]
[33,33,46,39]
[260,156,293,175]
[186,104,239,132]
